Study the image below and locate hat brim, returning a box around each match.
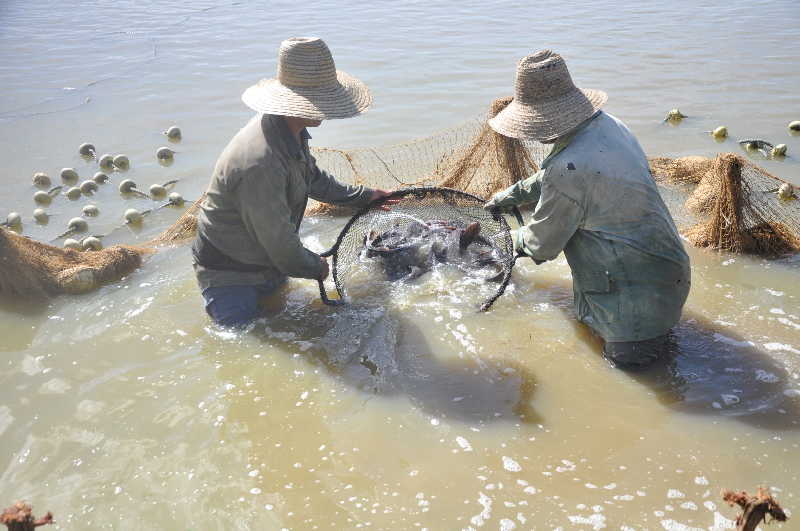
[488,88,607,142]
[242,70,372,120]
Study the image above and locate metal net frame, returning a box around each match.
[319,187,522,312]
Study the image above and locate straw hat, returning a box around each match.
[489,50,607,142]
[242,37,372,120]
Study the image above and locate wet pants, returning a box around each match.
[602,335,670,369]
[201,280,284,328]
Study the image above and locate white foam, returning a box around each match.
[455,436,473,452]
[763,342,800,355]
[567,513,606,530]
[502,456,521,472]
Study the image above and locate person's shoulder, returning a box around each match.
[214,115,281,179]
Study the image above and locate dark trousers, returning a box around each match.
[201,281,283,328]
[602,335,670,369]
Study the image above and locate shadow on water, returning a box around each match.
[244,288,541,426]
[571,310,800,431]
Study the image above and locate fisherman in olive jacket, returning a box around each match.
[193,37,393,327]
[485,51,691,368]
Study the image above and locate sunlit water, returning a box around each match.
[1,1,799,529]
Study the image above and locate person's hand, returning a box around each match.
[370,189,400,211]
[318,256,330,281]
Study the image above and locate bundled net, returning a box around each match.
[2,97,799,300]
[652,153,800,256]
[322,187,518,311]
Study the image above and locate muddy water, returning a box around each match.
[1,0,799,529]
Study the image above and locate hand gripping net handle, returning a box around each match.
[317,187,522,311]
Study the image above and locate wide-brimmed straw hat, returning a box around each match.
[489,50,607,142]
[241,37,372,120]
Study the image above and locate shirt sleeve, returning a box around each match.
[306,152,375,208]
[517,178,584,262]
[486,169,545,211]
[235,168,323,280]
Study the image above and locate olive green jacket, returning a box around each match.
[194,114,373,290]
[487,112,691,342]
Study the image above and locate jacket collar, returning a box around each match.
[262,114,311,161]
[541,110,602,169]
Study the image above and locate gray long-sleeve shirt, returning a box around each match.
[193,114,374,291]
[487,112,691,342]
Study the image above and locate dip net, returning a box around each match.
[2,97,799,300]
[319,187,520,312]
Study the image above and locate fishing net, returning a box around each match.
[3,97,800,301]
[319,187,520,312]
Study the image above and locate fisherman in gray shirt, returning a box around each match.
[193,37,394,327]
[485,51,691,368]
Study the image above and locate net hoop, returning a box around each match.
[320,186,521,312]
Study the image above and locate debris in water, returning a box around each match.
[60,168,78,183]
[82,204,99,217]
[98,154,114,170]
[665,108,686,122]
[124,208,143,224]
[112,154,130,170]
[32,172,50,188]
[722,487,787,531]
[64,187,81,200]
[739,139,773,157]
[156,147,175,161]
[1,501,53,530]
[92,172,109,184]
[79,180,97,194]
[79,142,96,157]
[712,126,728,140]
[164,126,181,140]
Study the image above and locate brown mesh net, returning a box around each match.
[2,98,799,300]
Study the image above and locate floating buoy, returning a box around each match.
[33,208,48,223]
[149,184,166,197]
[5,212,21,227]
[80,180,98,194]
[68,217,88,232]
[32,172,51,188]
[772,144,787,157]
[712,126,728,140]
[65,186,82,200]
[98,154,114,170]
[789,121,800,132]
[164,126,181,140]
[113,154,130,170]
[156,147,175,160]
[778,182,795,200]
[119,179,137,193]
[665,108,686,122]
[63,238,82,250]
[33,190,52,205]
[82,204,99,217]
[168,191,184,206]
[79,142,96,157]
[124,208,143,224]
[60,168,79,183]
[93,172,109,184]
[82,236,103,251]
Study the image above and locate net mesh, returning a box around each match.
[323,187,517,312]
[2,97,799,300]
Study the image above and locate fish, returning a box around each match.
[363,219,505,281]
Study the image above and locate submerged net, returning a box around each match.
[3,97,799,300]
[322,187,518,312]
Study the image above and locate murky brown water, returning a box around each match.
[1,1,799,529]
